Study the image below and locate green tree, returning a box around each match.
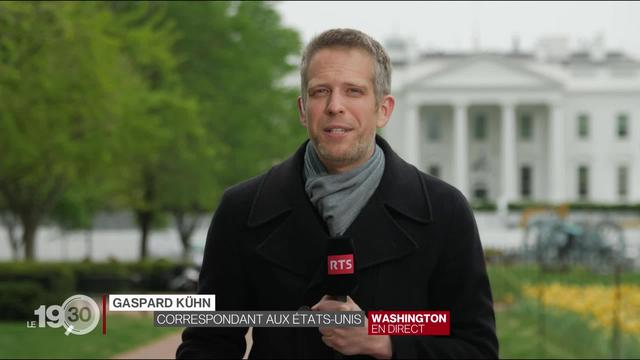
[155,113,220,262]
[49,174,111,260]
[0,1,305,262]
[107,1,204,260]
[162,1,305,259]
[169,1,304,185]
[0,2,143,260]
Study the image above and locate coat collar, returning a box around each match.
[248,135,434,296]
[248,135,433,228]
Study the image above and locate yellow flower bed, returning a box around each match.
[522,283,640,335]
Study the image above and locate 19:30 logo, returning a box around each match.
[32,295,100,335]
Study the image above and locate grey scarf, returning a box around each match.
[303,141,385,236]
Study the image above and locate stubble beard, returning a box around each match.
[313,131,375,168]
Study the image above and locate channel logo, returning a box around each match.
[327,254,354,275]
[28,294,101,336]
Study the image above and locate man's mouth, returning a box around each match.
[324,126,353,134]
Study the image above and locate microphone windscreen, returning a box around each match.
[324,236,356,297]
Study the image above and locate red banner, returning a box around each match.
[368,311,450,336]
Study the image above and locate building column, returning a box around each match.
[453,102,468,196]
[405,103,420,166]
[634,149,640,202]
[500,102,517,204]
[548,103,566,202]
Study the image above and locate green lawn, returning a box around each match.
[489,263,640,359]
[0,314,181,359]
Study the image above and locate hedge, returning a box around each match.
[0,260,185,320]
[471,202,640,212]
[0,281,46,320]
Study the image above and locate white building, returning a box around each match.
[384,37,640,205]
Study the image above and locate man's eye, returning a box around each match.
[347,88,363,95]
[311,89,329,96]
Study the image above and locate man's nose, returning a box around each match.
[325,92,345,115]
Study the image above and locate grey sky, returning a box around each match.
[275,1,640,58]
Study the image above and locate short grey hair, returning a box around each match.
[300,28,392,107]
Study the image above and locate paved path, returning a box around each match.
[112,329,253,359]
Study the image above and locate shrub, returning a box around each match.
[0,281,46,320]
[0,262,75,303]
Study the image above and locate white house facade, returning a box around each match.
[383,41,640,205]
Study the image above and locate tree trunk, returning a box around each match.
[85,229,93,261]
[174,211,200,264]
[136,210,153,260]
[137,170,157,261]
[1,212,22,260]
[2,177,63,261]
[22,215,39,261]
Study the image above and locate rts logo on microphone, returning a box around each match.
[328,254,354,275]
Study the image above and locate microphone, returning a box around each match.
[324,235,356,302]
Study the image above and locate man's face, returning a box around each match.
[298,47,394,173]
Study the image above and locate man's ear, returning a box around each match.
[376,95,395,128]
[297,96,307,127]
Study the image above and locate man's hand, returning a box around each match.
[311,295,392,359]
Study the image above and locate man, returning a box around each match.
[177,28,498,359]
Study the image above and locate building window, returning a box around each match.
[520,165,532,199]
[578,165,589,200]
[577,113,589,139]
[474,113,487,141]
[519,114,533,140]
[428,165,440,178]
[427,113,441,141]
[618,166,628,199]
[617,113,629,139]
[473,184,488,201]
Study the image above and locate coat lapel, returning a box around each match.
[347,190,418,270]
[350,135,434,271]
[249,142,328,281]
[254,201,328,279]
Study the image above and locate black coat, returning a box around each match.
[177,136,498,359]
